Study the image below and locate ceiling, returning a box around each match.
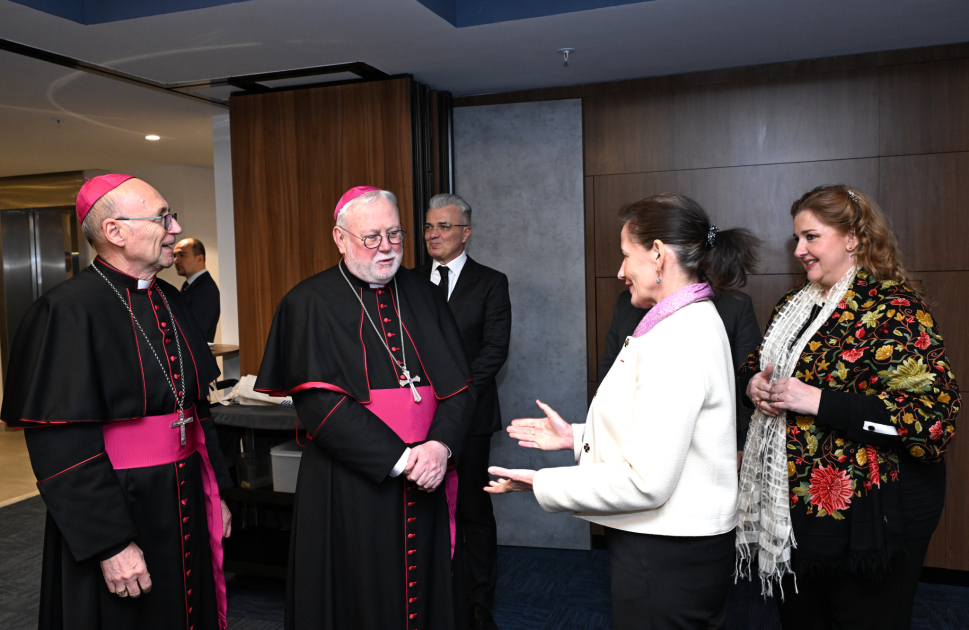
[1,0,967,177]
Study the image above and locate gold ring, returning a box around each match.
[117,588,128,597]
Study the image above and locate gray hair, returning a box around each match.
[428,193,471,225]
[336,189,399,228]
[81,192,119,246]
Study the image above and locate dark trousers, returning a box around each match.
[458,433,498,610]
[604,527,735,630]
[776,536,932,630]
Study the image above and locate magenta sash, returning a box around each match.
[366,386,458,558]
[102,406,227,630]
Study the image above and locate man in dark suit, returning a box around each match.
[415,193,511,630]
[600,289,761,467]
[173,237,220,342]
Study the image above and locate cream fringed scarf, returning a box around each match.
[736,267,858,597]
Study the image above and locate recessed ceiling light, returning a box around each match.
[145,135,160,141]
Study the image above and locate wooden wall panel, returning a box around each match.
[919,272,969,391]
[878,153,969,272]
[584,70,878,176]
[912,274,969,572]
[593,159,879,279]
[943,430,969,570]
[583,90,674,177]
[230,77,415,374]
[924,513,947,568]
[744,274,807,335]
[880,58,969,156]
[669,71,879,172]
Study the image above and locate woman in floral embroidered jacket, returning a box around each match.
[736,185,960,630]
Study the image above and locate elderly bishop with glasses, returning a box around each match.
[2,175,233,630]
[255,186,475,630]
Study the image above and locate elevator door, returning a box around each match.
[0,207,80,377]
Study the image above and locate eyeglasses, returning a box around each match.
[116,213,178,231]
[423,222,469,233]
[338,226,406,249]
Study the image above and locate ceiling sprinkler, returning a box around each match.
[558,48,575,67]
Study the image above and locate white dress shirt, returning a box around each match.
[430,250,468,300]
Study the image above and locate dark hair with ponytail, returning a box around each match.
[620,193,760,293]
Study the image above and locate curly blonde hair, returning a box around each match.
[790,185,921,296]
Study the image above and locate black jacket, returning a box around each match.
[181,270,220,343]
[600,289,761,450]
[415,255,512,435]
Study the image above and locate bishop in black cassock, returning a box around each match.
[1,175,232,630]
[255,186,475,630]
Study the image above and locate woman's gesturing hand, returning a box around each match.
[484,467,536,494]
[506,400,573,451]
[747,364,781,417]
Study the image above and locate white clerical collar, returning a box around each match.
[431,250,468,275]
[185,269,207,285]
[137,279,152,290]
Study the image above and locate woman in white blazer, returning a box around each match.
[486,193,759,629]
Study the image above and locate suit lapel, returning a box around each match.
[447,256,480,312]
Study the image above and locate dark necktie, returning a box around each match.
[437,266,450,302]
[181,281,189,293]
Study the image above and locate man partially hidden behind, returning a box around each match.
[1,175,233,630]
[255,186,475,630]
[415,194,511,630]
[174,237,221,342]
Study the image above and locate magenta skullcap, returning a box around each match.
[76,174,135,224]
[334,186,382,221]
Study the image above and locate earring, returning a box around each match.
[656,277,662,284]
[847,245,855,251]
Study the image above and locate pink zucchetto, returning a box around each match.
[334,186,382,221]
[76,174,135,224]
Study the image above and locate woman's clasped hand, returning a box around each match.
[746,363,822,417]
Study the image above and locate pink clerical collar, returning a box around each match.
[632,283,715,338]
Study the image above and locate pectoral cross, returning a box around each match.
[399,370,422,403]
[171,410,194,446]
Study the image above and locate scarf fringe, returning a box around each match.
[735,540,797,600]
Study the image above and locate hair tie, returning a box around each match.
[707,225,719,247]
[846,190,859,203]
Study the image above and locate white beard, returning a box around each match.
[344,247,401,284]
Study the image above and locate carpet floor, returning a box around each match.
[2,496,967,629]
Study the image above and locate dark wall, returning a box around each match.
[457,42,969,570]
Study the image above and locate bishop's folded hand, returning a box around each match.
[404,440,449,491]
[507,399,573,451]
[484,466,536,493]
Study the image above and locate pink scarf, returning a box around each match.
[632,283,715,338]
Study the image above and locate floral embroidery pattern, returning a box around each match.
[808,465,853,516]
[742,271,961,519]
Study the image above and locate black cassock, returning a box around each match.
[1,258,231,630]
[256,261,475,630]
